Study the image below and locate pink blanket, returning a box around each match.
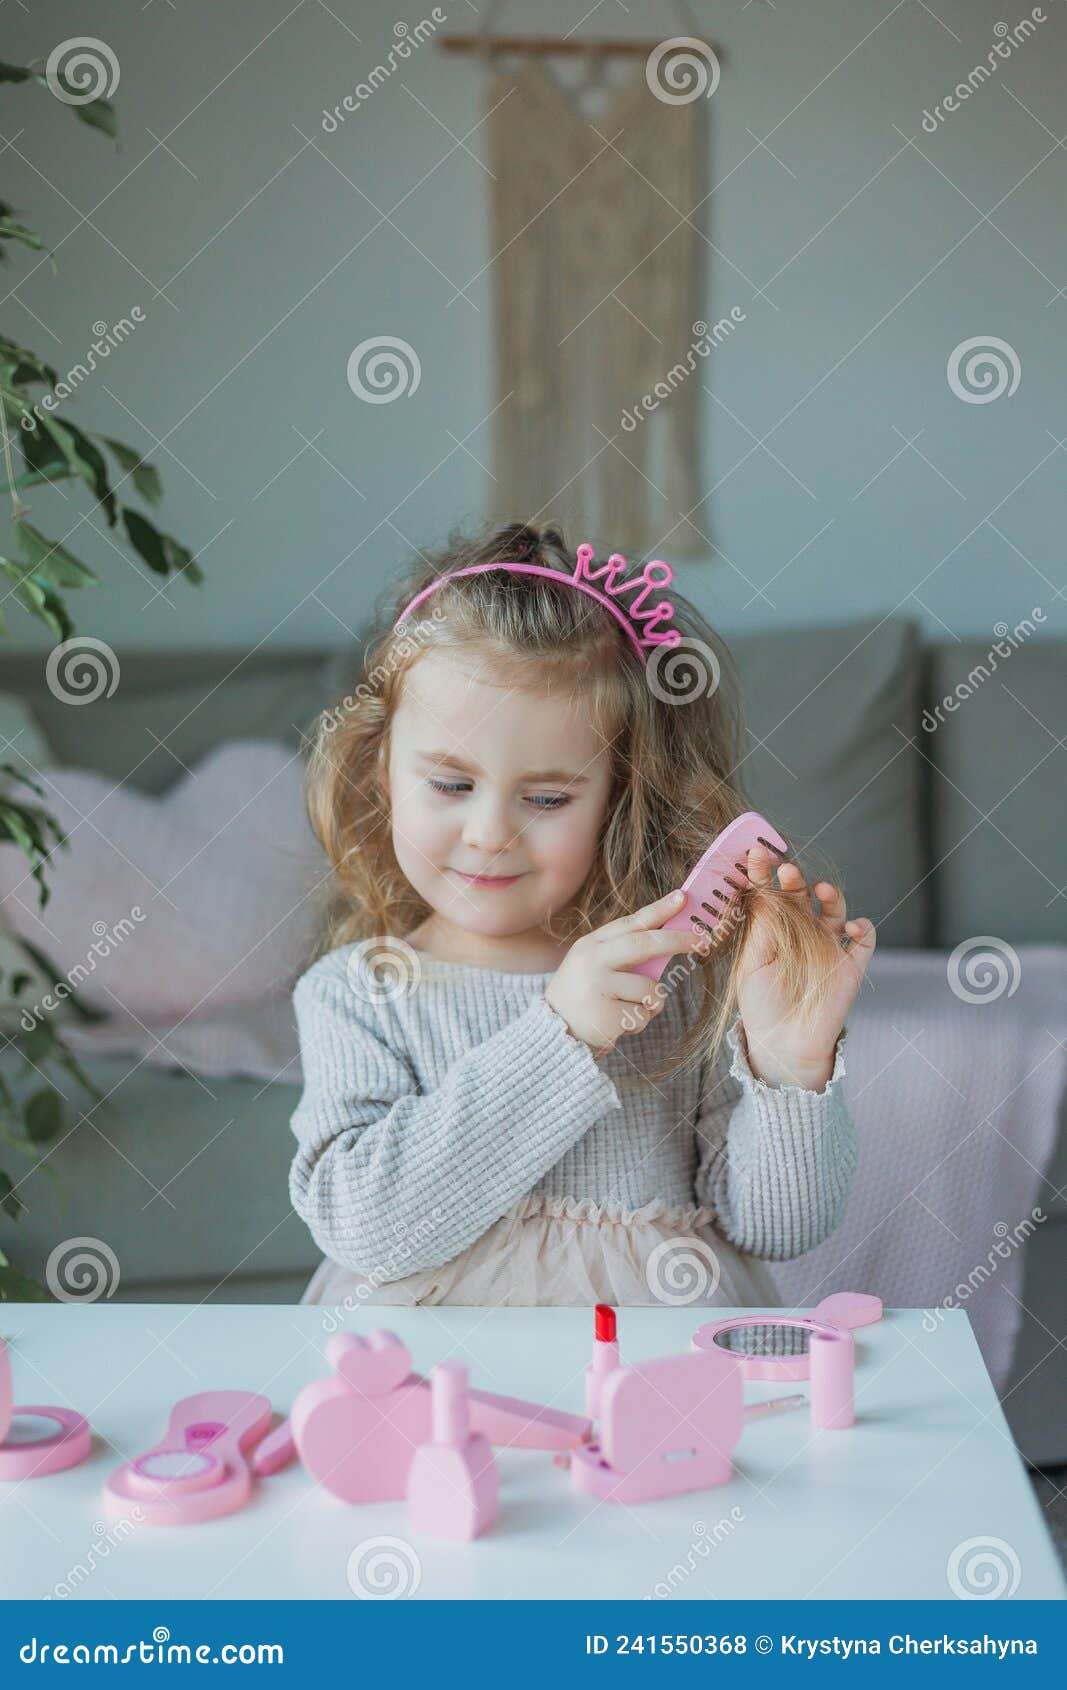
[770,944,1067,1392]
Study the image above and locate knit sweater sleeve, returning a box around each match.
[287,961,622,1280]
[694,1014,857,1261]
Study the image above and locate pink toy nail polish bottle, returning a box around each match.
[407,1361,499,1541]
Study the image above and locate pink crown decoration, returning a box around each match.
[394,541,681,664]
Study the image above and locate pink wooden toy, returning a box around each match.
[584,1303,620,1419]
[809,1327,855,1430]
[291,1328,591,1506]
[407,1361,499,1540]
[692,1292,882,1382]
[571,1343,744,1503]
[103,1390,273,1525]
[630,811,789,981]
[0,1334,91,1481]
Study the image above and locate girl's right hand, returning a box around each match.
[544,890,709,1054]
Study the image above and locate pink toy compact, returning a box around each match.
[0,1334,92,1481]
[103,1390,273,1525]
[631,811,789,981]
[571,1343,744,1503]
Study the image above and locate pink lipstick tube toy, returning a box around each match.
[584,1304,620,1421]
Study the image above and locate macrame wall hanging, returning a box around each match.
[441,6,716,556]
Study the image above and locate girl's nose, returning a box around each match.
[461,795,516,856]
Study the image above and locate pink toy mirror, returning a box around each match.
[691,1294,882,1384]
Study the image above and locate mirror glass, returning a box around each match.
[711,1322,811,1359]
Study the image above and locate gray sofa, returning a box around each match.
[2,617,1065,1462]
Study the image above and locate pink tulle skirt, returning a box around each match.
[299,1192,781,1311]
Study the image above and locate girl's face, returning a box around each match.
[385,649,615,953]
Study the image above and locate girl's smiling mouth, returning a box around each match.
[450,870,526,888]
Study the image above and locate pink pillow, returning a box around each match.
[0,741,326,1022]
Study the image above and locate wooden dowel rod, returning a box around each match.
[438,36,704,56]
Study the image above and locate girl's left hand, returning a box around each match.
[729,844,877,1092]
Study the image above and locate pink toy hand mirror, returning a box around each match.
[692,1291,883,1434]
[0,1333,92,1480]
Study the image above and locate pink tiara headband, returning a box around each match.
[394,542,682,664]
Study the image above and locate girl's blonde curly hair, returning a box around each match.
[304,518,846,1089]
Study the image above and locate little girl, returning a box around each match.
[288,520,875,1311]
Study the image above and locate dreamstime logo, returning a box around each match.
[922,1208,1046,1333]
[19,312,145,435]
[921,10,1047,132]
[947,1536,1021,1599]
[346,336,421,404]
[620,312,746,433]
[947,336,1020,404]
[346,1536,422,1599]
[45,37,120,104]
[645,1508,747,1598]
[45,637,120,705]
[646,1236,721,1305]
[946,936,1021,1004]
[46,1237,121,1303]
[318,609,443,735]
[320,9,446,131]
[645,636,721,706]
[46,1513,144,1599]
[645,37,720,105]
[922,608,1045,731]
[19,907,147,1031]
[320,1209,447,1330]
[345,937,422,1004]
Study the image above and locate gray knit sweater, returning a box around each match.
[288,944,858,1284]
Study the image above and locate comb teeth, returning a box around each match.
[630,811,789,984]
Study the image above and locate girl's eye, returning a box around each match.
[426,778,571,810]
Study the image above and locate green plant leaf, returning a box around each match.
[0,62,34,84]
[16,520,99,589]
[0,333,59,389]
[17,1019,53,1065]
[16,415,68,480]
[0,760,47,801]
[0,1172,24,1222]
[122,507,202,583]
[23,1088,63,1144]
[0,786,66,906]
[61,423,118,524]
[68,96,118,139]
[103,436,162,505]
[0,214,43,254]
[6,570,75,643]
[0,1263,51,1302]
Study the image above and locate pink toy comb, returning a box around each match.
[103,1390,274,1526]
[631,810,789,982]
[0,1334,91,1481]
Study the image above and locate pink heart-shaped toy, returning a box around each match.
[326,1329,413,1398]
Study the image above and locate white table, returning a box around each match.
[0,1303,1062,1601]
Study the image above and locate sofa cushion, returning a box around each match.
[3,649,355,795]
[925,632,1065,946]
[729,616,928,947]
[0,740,326,1019]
